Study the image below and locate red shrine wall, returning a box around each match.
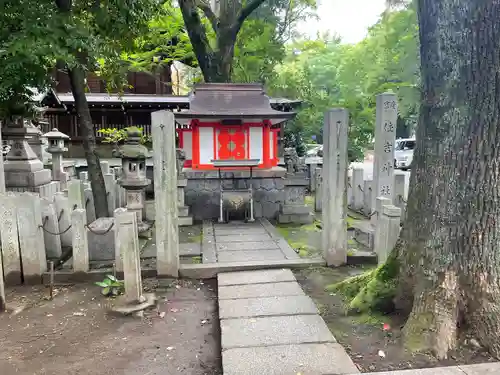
[177,121,279,170]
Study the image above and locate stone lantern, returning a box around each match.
[44,128,69,181]
[116,127,151,232]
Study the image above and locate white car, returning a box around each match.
[394,138,415,170]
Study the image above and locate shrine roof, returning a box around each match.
[174,84,296,123]
[40,89,301,112]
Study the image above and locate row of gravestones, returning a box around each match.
[0,161,130,286]
[313,165,406,265]
[313,167,408,217]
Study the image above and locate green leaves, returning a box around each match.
[95,275,124,297]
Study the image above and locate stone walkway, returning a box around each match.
[218,268,359,375]
[202,219,299,264]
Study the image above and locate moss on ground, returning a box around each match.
[328,255,399,314]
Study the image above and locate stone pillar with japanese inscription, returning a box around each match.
[372,93,398,222]
[322,108,348,266]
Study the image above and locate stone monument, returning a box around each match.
[3,120,52,192]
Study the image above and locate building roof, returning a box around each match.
[174,84,296,125]
[41,89,302,111]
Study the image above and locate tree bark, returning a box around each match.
[395,0,500,359]
[178,0,266,83]
[68,65,108,218]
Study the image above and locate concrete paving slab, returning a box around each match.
[459,363,500,375]
[215,227,268,236]
[217,241,280,251]
[219,282,305,299]
[218,269,296,286]
[216,234,272,243]
[219,295,317,319]
[214,222,262,229]
[221,314,336,349]
[223,343,359,375]
[217,250,286,263]
[358,367,467,375]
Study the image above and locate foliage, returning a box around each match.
[95,275,124,297]
[98,127,152,146]
[267,5,419,160]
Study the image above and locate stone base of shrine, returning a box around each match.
[183,167,289,221]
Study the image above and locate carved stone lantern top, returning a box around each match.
[44,128,70,154]
[115,127,151,160]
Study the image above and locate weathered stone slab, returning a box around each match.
[40,198,62,259]
[87,217,116,261]
[214,221,261,230]
[216,234,272,243]
[53,192,73,247]
[221,314,336,349]
[219,282,304,300]
[217,241,280,251]
[361,367,467,375]
[215,227,268,236]
[218,269,295,286]
[217,250,285,263]
[71,209,89,272]
[0,193,22,284]
[223,343,359,375]
[460,363,500,375]
[219,295,317,319]
[16,193,46,283]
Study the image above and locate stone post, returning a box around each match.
[72,209,89,273]
[374,204,401,265]
[0,249,5,310]
[68,179,83,209]
[321,108,348,266]
[373,196,391,227]
[54,192,73,247]
[0,193,22,284]
[362,179,372,215]
[0,123,6,194]
[309,163,317,192]
[315,167,322,212]
[394,173,406,210]
[351,167,364,211]
[152,111,179,277]
[372,93,398,216]
[115,210,143,304]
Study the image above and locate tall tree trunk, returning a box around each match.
[68,65,108,218]
[394,0,500,359]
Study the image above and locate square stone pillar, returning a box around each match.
[372,93,398,214]
[321,108,348,266]
[152,111,179,277]
[374,204,401,265]
[351,167,364,211]
[0,123,5,194]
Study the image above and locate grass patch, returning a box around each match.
[191,256,202,264]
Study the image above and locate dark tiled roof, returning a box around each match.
[174,84,296,122]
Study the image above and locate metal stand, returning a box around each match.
[212,159,259,224]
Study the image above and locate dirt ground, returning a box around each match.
[295,266,496,373]
[0,278,221,375]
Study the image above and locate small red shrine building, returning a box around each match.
[174,84,296,170]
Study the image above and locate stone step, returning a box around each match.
[222,343,359,375]
[218,269,296,286]
[217,241,280,252]
[218,250,286,263]
[216,234,273,243]
[219,281,305,300]
[219,295,318,319]
[221,314,336,349]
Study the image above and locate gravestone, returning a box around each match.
[152,110,179,277]
[0,193,22,284]
[54,192,73,247]
[315,167,322,212]
[322,108,348,266]
[115,210,143,304]
[375,204,401,265]
[372,93,398,219]
[72,208,89,273]
[40,198,62,259]
[351,167,364,211]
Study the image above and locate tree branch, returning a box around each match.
[178,0,214,82]
[232,0,267,34]
[196,0,219,32]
